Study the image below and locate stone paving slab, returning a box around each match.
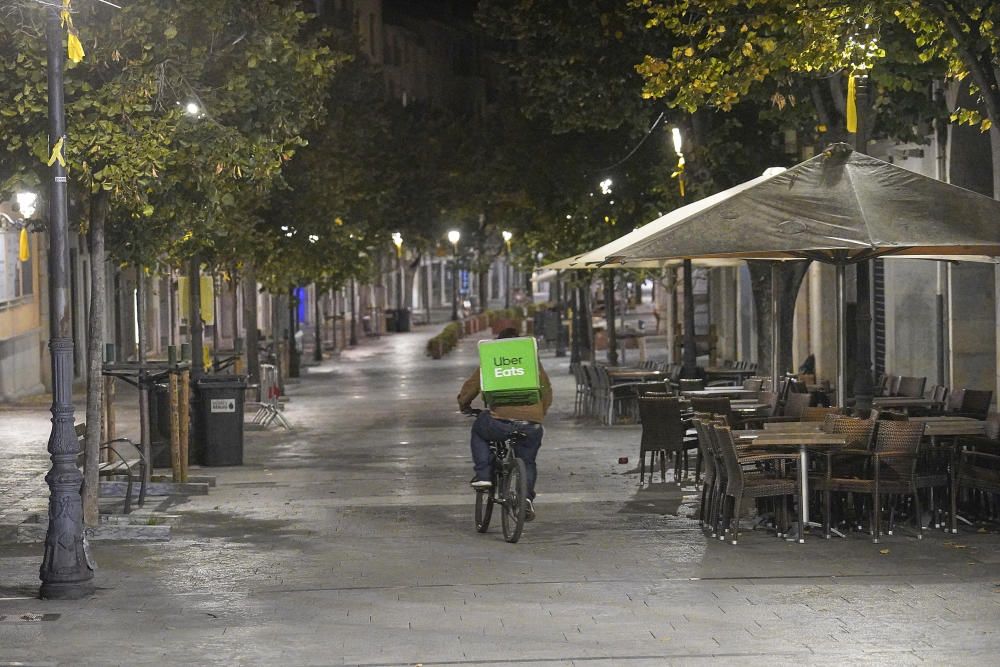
[1,330,999,665]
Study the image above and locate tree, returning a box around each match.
[0,0,344,520]
[634,0,999,194]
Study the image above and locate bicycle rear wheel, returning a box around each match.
[500,458,528,543]
[475,484,495,533]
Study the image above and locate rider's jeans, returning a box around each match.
[470,411,543,499]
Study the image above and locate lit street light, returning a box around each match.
[185,101,200,116]
[16,191,37,219]
[501,230,512,308]
[671,126,697,379]
[448,230,460,321]
[391,232,406,331]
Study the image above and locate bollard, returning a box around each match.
[179,369,190,482]
[169,371,181,482]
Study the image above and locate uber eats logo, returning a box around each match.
[493,355,526,378]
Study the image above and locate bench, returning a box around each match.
[75,423,148,514]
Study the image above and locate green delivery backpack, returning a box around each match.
[478,337,541,407]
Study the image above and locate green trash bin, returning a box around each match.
[196,375,247,466]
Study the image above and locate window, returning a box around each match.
[0,230,33,304]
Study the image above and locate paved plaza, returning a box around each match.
[1,331,999,666]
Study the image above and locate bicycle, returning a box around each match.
[464,409,529,543]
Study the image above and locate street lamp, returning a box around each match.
[39,7,94,599]
[391,232,404,331]
[448,230,460,321]
[16,191,37,219]
[184,101,200,116]
[501,230,512,308]
[670,126,697,378]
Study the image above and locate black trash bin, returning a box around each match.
[147,381,172,468]
[196,375,247,466]
[396,308,411,332]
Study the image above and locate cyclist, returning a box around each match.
[457,327,552,520]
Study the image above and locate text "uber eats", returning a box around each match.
[493,355,526,377]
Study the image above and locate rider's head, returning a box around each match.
[496,327,519,339]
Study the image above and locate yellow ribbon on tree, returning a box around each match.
[18,228,30,262]
[60,0,85,63]
[47,136,66,167]
[846,73,858,134]
[671,154,686,198]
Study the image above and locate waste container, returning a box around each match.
[384,309,397,333]
[148,381,172,468]
[196,375,247,466]
[396,308,411,332]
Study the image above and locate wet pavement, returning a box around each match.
[1,330,999,666]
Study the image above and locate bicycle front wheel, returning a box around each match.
[475,484,495,533]
[500,458,528,543]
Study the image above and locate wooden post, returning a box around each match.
[179,369,190,483]
[102,376,115,464]
[168,370,181,482]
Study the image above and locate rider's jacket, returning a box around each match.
[457,363,553,424]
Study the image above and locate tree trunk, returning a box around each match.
[569,280,581,367]
[314,284,323,362]
[682,259,698,375]
[288,286,300,377]
[82,190,108,527]
[604,271,618,365]
[189,256,204,380]
[577,280,594,363]
[243,265,260,386]
[478,267,488,313]
[747,260,811,379]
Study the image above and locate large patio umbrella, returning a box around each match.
[601,143,1000,404]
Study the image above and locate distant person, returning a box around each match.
[457,327,552,521]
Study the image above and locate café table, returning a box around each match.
[683,387,759,399]
[872,396,945,413]
[605,368,665,383]
[737,430,848,543]
[704,366,756,385]
[762,421,822,432]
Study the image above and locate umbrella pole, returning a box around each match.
[770,263,780,394]
[836,264,846,408]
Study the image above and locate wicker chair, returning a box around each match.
[951,389,993,420]
[636,396,687,484]
[571,363,589,416]
[712,425,799,544]
[800,406,841,422]
[636,381,672,398]
[897,376,927,399]
[679,378,706,392]
[689,397,735,426]
[813,416,875,538]
[814,420,925,542]
[692,417,722,531]
[951,445,1000,533]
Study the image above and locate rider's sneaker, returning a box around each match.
[525,498,536,522]
[470,478,493,490]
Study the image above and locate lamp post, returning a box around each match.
[671,127,698,378]
[448,230,460,321]
[39,7,94,599]
[502,230,512,309]
[392,232,404,332]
